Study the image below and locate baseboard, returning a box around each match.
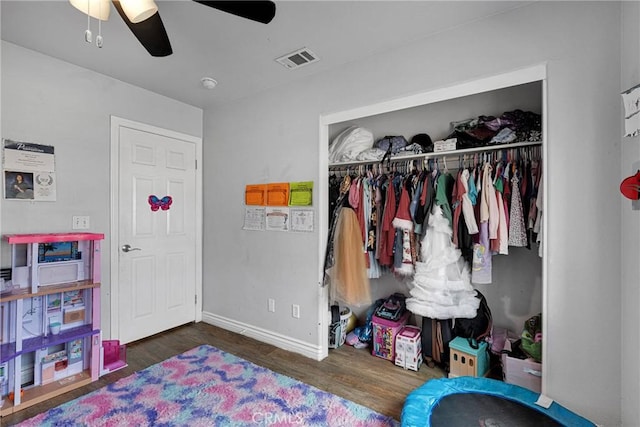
[201,311,325,361]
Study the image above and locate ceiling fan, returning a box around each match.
[69,0,276,57]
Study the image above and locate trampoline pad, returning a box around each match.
[431,392,562,427]
[401,377,595,427]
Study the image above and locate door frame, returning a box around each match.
[109,116,203,340]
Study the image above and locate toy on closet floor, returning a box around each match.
[328,306,352,349]
[395,325,423,371]
[372,294,409,361]
[344,298,384,349]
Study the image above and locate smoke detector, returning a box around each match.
[201,77,218,89]
[275,47,319,70]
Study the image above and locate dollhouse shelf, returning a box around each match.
[5,232,105,244]
[1,232,103,417]
[0,325,99,364]
[0,370,93,416]
[0,281,99,303]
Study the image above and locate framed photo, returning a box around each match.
[4,170,34,200]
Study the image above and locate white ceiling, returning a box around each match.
[1,1,531,110]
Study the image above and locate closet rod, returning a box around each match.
[328,140,542,169]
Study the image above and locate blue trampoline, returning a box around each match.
[402,377,595,427]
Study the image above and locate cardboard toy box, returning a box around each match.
[501,353,542,393]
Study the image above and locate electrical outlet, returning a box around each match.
[268,298,276,313]
[292,304,300,319]
[72,215,90,230]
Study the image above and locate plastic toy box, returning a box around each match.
[328,306,351,349]
[372,311,410,361]
[449,336,489,378]
[395,325,423,371]
[501,353,542,393]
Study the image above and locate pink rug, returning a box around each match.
[18,344,399,426]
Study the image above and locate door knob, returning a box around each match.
[121,244,141,253]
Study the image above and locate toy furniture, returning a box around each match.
[0,232,103,416]
[395,325,422,371]
[448,336,489,378]
[101,339,127,375]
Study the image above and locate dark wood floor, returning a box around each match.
[2,321,446,425]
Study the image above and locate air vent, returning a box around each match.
[275,47,319,69]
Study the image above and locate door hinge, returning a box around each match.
[195,294,197,305]
[195,159,197,170]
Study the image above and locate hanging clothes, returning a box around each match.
[327,207,372,307]
[508,173,528,247]
[323,174,351,286]
[393,181,415,276]
[481,162,499,240]
[414,170,436,232]
[534,176,544,258]
[378,176,397,267]
[495,185,509,255]
[410,173,424,235]
[454,168,479,242]
[406,204,480,319]
[327,145,543,288]
[472,221,492,284]
[473,163,495,284]
[467,169,478,206]
[452,169,464,248]
[348,177,366,245]
[435,172,455,227]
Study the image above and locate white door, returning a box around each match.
[113,118,200,344]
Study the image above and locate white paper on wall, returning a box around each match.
[622,84,640,137]
[2,139,57,201]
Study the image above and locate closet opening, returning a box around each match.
[318,65,547,393]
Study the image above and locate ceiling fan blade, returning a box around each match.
[112,0,172,57]
[194,1,276,24]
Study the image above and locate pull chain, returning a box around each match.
[96,0,105,47]
[96,15,103,48]
[84,0,92,43]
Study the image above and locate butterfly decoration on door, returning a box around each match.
[148,195,173,211]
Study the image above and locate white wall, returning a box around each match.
[203,2,622,424]
[621,2,640,426]
[0,41,203,338]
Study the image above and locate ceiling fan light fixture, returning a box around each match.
[120,0,158,23]
[69,0,111,21]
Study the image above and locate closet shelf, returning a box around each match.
[329,140,542,169]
